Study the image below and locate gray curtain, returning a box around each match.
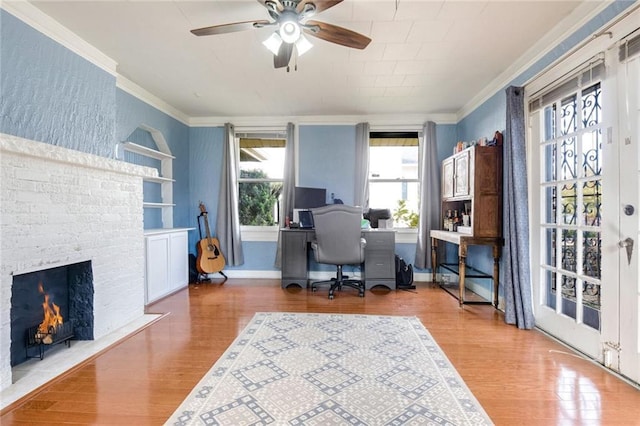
[274,123,296,267]
[414,121,440,270]
[216,123,244,266]
[504,86,535,329]
[354,123,370,209]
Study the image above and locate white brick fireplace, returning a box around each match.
[0,134,156,392]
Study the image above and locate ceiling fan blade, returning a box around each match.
[191,20,270,37]
[257,0,283,12]
[303,20,371,49]
[296,0,343,14]
[274,42,293,69]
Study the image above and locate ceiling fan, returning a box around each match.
[190,0,372,69]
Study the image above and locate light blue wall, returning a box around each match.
[188,127,224,252]
[299,125,357,205]
[436,124,458,165]
[0,10,116,157]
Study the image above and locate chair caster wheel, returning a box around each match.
[329,294,334,300]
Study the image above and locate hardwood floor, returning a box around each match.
[1,279,639,425]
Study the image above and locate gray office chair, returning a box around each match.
[310,204,366,299]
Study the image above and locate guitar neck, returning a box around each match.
[203,214,213,242]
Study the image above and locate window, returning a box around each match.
[237,131,286,227]
[368,132,420,228]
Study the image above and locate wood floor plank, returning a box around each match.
[1,280,639,425]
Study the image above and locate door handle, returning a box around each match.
[618,238,634,265]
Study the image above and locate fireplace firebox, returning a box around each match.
[10,261,94,367]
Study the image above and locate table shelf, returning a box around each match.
[438,263,494,305]
[439,263,493,279]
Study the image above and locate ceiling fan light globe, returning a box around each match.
[263,32,283,55]
[295,35,313,56]
[279,21,301,43]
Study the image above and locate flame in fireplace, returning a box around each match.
[37,281,63,336]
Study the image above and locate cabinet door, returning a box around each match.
[169,232,188,289]
[282,231,308,279]
[454,151,470,197]
[146,235,170,303]
[442,157,455,199]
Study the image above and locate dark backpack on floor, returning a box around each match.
[395,255,414,289]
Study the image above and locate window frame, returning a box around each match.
[236,128,287,241]
[368,130,421,232]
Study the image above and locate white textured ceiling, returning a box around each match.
[26,0,601,120]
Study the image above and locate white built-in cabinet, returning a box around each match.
[120,125,191,305]
[144,228,190,304]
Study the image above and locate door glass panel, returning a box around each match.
[560,137,577,180]
[560,94,578,135]
[581,84,601,127]
[561,275,578,319]
[544,187,557,223]
[545,269,557,309]
[543,143,557,182]
[583,281,601,330]
[544,228,556,267]
[561,183,577,225]
[582,180,602,227]
[582,130,602,178]
[583,231,602,280]
[562,229,577,272]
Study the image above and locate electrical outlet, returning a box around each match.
[441,274,450,284]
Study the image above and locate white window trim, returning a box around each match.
[368,131,421,231]
[237,127,287,230]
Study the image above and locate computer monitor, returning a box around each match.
[294,186,326,209]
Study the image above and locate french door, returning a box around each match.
[530,64,607,361]
[529,20,640,383]
[611,41,640,383]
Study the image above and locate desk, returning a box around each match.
[280,228,396,290]
[430,230,502,307]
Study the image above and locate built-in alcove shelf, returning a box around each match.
[120,125,174,228]
[122,141,175,160]
[143,202,176,208]
[143,175,175,184]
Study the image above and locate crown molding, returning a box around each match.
[455,0,613,122]
[1,0,117,75]
[188,113,457,128]
[116,76,190,126]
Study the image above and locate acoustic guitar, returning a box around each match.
[196,202,226,275]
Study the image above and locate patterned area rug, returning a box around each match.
[166,313,493,425]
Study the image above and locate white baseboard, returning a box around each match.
[205,270,435,284]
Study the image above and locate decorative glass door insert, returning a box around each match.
[540,79,603,331]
